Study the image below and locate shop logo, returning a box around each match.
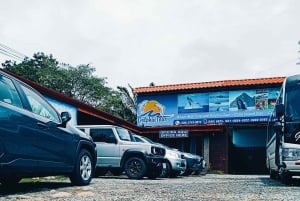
[295,131,300,142]
[138,100,172,125]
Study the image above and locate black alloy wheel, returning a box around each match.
[124,157,147,179]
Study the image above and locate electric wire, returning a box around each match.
[0,42,28,62]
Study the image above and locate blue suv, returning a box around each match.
[0,70,96,186]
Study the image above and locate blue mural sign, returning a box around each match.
[137,88,279,127]
[46,96,77,126]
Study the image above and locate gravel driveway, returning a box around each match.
[1,174,300,201]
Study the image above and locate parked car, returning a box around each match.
[0,70,97,186]
[133,134,186,178]
[76,125,166,179]
[181,152,206,176]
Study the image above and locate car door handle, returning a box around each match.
[37,122,49,129]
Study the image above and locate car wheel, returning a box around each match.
[160,161,171,178]
[269,169,278,180]
[0,176,22,186]
[69,149,94,186]
[124,157,147,179]
[281,171,292,185]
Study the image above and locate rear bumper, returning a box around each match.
[282,160,300,175]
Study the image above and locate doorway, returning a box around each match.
[230,128,268,174]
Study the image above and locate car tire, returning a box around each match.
[0,176,22,186]
[124,157,147,179]
[160,161,171,178]
[69,149,94,186]
[269,169,278,180]
[281,171,292,185]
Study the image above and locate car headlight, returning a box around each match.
[282,148,300,161]
[167,151,180,159]
[151,146,165,156]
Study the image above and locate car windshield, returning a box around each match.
[286,87,300,121]
[141,136,155,144]
[116,127,132,141]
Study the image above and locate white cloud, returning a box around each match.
[1,0,300,89]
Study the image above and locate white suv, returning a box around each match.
[77,125,166,179]
[133,134,186,178]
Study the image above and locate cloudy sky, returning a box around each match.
[1,0,300,89]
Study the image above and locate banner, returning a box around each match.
[137,88,279,127]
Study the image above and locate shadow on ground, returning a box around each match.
[0,181,71,196]
[260,176,300,187]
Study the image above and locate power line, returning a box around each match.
[0,48,24,61]
[0,42,27,59]
[0,42,28,62]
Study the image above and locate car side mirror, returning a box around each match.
[275,104,284,118]
[60,112,71,127]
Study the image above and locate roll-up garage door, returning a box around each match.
[230,128,267,174]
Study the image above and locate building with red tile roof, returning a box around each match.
[134,77,285,93]
[134,76,285,174]
[2,67,286,174]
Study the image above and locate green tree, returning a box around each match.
[117,84,137,124]
[2,52,137,122]
[149,82,155,86]
[2,52,60,88]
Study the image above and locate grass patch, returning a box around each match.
[208,169,224,174]
[20,176,68,183]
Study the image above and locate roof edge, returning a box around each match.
[134,76,285,94]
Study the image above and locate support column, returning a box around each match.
[203,135,209,167]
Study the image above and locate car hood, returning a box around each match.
[66,124,94,142]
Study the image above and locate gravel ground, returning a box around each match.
[1,174,300,201]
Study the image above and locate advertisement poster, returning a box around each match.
[46,96,77,126]
[137,88,279,127]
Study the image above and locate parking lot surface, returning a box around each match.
[1,174,300,201]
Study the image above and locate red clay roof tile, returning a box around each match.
[134,77,285,93]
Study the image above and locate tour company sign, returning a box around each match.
[137,88,280,127]
[159,130,189,138]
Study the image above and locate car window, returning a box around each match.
[78,128,85,132]
[134,136,144,143]
[116,127,132,141]
[19,84,60,122]
[90,128,116,143]
[141,136,155,144]
[0,75,23,107]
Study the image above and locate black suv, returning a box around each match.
[0,70,97,186]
